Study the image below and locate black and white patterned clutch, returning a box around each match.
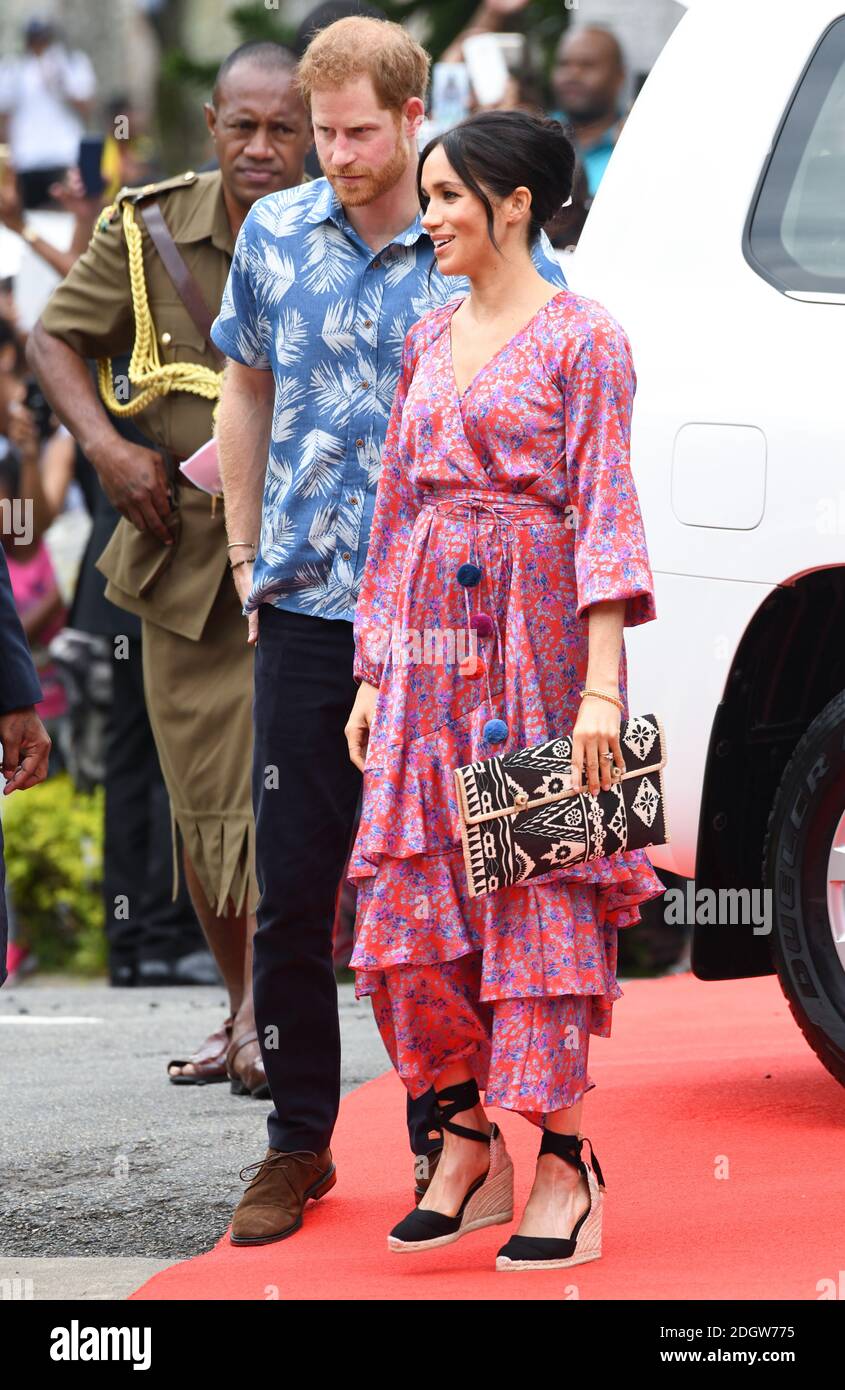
[453,713,669,899]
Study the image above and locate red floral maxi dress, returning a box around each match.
[347,288,664,1126]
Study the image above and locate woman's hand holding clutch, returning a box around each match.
[569,695,625,795]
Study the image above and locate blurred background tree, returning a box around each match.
[153,0,573,171]
[3,773,106,976]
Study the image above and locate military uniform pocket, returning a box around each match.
[96,503,182,598]
[151,299,208,363]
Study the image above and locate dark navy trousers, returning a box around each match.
[251,601,439,1157]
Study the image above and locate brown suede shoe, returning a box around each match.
[414,1147,443,1205]
[230,1147,336,1245]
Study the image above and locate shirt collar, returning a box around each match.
[181,171,316,257]
[177,170,234,256]
[306,177,431,250]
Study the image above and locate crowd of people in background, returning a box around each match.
[0,2,635,986]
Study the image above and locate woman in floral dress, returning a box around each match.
[344,111,664,1270]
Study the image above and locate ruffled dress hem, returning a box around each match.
[348,836,665,1039]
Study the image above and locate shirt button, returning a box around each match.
[360,380,370,390]
[349,495,358,505]
[372,258,381,269]
[362,319,372,329]
[160,331,172,345]
[342,550,351,561]
[355,437,365,448]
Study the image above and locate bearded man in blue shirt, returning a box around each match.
[211,13,567,1247]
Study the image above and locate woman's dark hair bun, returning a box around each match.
[418,109,576,248]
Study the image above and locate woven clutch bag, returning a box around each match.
[453,713,669,899]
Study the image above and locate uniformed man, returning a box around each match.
[26,41,314,1093]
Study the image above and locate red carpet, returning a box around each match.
[130,972,844,1301]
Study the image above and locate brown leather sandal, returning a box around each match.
[226,1029,272,1099]
[167,1015,234,1086]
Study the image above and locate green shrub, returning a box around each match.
[2,772,106,976]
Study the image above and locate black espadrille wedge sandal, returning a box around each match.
[496,1129,606,1271]
[388,1077,514,1252]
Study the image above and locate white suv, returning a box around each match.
[567,0,845,1084]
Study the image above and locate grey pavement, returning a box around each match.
[0,976,390,1297]
[0,1257,175,1301]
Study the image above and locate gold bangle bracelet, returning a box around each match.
[580,687,624,710]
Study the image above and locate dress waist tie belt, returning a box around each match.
[420,491,566,749]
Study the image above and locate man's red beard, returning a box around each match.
[321,133,410,207]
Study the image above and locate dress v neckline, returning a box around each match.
[447,288,569,403]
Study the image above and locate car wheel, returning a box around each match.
[762,688,845,1086]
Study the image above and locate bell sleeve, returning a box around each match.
[563,312,657,627]
[353,328,423,688]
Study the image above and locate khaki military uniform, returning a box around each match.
[39,169,258,918]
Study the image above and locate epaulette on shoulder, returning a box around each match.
[120,170,200,206]
[93,170,200,237]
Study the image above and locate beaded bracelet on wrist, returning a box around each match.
[580,687,624,710]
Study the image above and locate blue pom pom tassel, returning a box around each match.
[483,718,508,743]
[456,562,483,587]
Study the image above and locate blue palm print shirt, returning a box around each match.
[210,176,568,621]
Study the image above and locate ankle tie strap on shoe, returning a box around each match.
[238,1149,320,1185]
[433,1078,495,1144]
[540,1130,606,1190]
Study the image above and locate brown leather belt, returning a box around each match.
[138,200,226,369]
[135,198,223,503]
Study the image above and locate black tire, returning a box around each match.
[762,688,845,1086]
